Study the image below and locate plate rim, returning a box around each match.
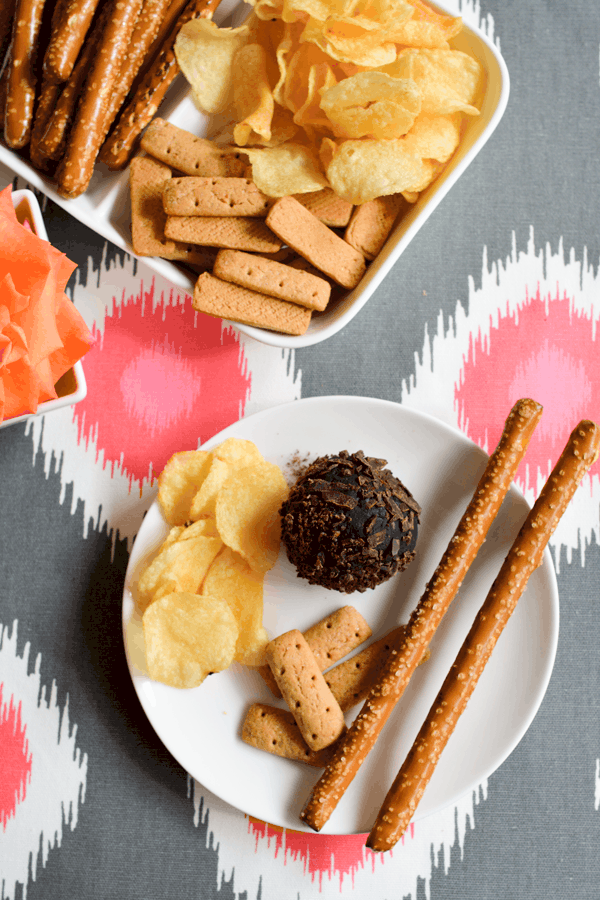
[122,395,559,834]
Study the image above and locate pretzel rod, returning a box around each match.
[56,0,144,198]
[299,397,543,832]
[0,0,17,72]
[4,0,46,149]
[37,0,111,164]
[29,0,70,169]
[100,0,174,139]
[43,0,101,84]
[368,418,600,851]
[126,0,190,98]
[99,0,222,170]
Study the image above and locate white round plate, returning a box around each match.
[122,396,559,834]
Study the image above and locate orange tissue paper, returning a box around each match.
[0,186,94,423]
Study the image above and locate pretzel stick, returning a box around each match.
[43,0,101,84]
[0,0,16,72]
[368,418,600,851]
[37,1,111,164]
[4,0,46,149]
[128,0,189,95]
[29,0,70,169]
[56,0,144,198]
[299,397,543,832]
[99,0,221,170]
[100,0,173,139]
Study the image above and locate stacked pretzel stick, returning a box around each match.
[1,0,221,197]
[367,417,600,851]
[300,397,544,832]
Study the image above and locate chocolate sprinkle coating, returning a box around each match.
[280,451,420,593]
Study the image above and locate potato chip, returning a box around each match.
[233,44,275,146]
[245,142,329,196]
[294,62,337,128]
[213,437,264,468]
[143,592,238,689]
[320,71,420,139]
[384,0,461,46]
[136,532,223,612]
[216,459,289,573]
[202,547,268,665]
[245,105,299,147]
[321,134,437,203]
[381,48,482,116]
[189,456,230,520]
[301,16,397,67]
[157,450,212,525]
[403,113,461,163]
[174,19,251,115]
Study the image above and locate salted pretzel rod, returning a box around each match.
[99,0,222,170]
[4,0,46,149]
[56,0,144,198]
[0,0,17,71]
[100,0,174,140]
[368,418,600,851]
[43,0,101,84]
[299,397,543,832]
[29,0,70,169]
[38,1,113,163]
[128,0,190,95]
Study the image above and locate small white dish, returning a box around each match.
[0,1,509,349]
[0,189,87,430]
[122,397,558,834]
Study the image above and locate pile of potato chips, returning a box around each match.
[137,439,289,689]
[175,0,483,204]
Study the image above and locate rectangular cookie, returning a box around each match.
[344,194,406,261]
[259,605,372,696]
[129,156,217,268]
[266,196,367,289]
[163,177,272,218]
[242,703,338,767]
[213,249,331,311]
[140,118,247,177]
[265,630,346,751]
[294,188,353,228]
[324,626,430,712]
[165,216,282,253]
[193,272,312,336]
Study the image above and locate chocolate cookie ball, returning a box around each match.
[280,450,420,593]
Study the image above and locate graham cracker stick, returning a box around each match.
[300,398,544,832]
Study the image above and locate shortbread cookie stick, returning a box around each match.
[259,606,372,696]
[165,216,281,253]
[139,118,246,177]
[266,630,346,751]
[4,0,46,149]
[56,0,144,198]
[294,189,353,228]
[214,249,331,311]
[193,272,311,336]
[368,418,600,852]
[99,0,222,170]
[130,156,217,267]
[266,196,367,290]
[163,176,270,217]
[43,0,101,84]
[37,0,111,163]
[242,703,338,767]
[300,398,543,831]
[101,0,173,138]
[344,194,406,261]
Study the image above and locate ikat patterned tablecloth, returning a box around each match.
[1,1,600,898]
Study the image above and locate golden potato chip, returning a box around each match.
[189,456,230,520]
[321,135,437,203]
[384,0,461,46]
[215,459,289,573]
[202,547,268,665]
[174,19,251,115]
[136,532,223,612]
[233,44,275,146]
[403,113,461,163]
[245,105,299,147]
[320,71,420,139]
[301,17,397,68]
[247,0,285,21]
[157,450,212,525]
[213,437,264,468]
[245,142,328,196]
[281,0,356,22]
[381,48,482,116]
[294,62,337,128]
[143,592,238,689]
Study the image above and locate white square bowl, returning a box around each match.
[0,189,87,429]
[0,0,509,349]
